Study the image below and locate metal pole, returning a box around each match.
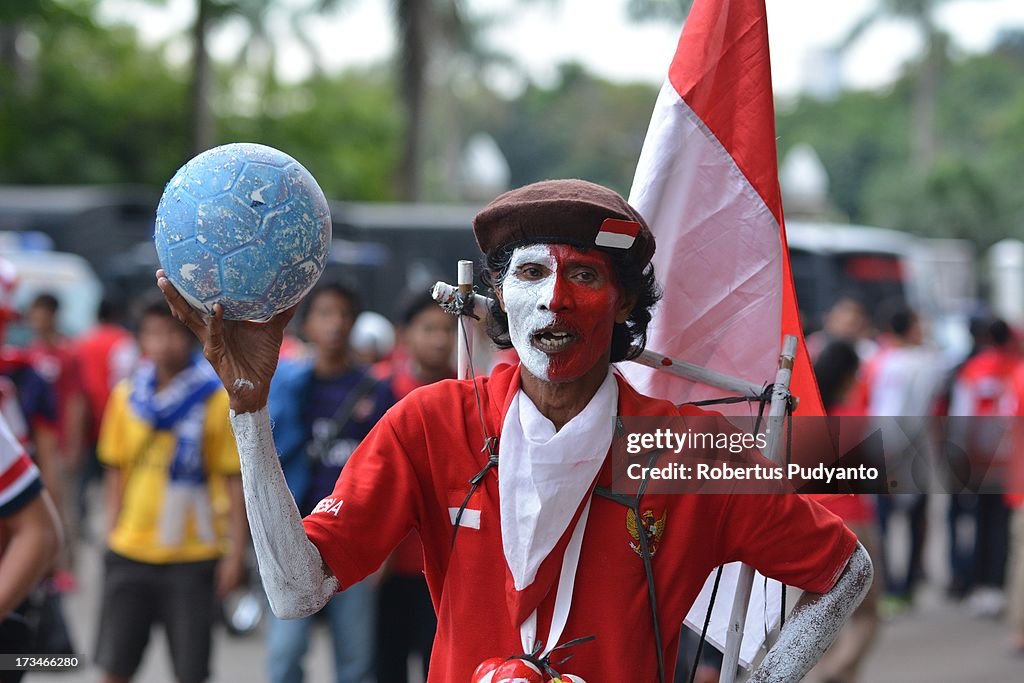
[455,261,474,380]
[633,349,764,399]
[718,335,798,683]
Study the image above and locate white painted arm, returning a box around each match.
[748,542,873,683]
[230,407,339,619]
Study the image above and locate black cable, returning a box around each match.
[690,565,725,683]
[451,312,499,548]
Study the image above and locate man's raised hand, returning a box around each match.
[156,269,298,414]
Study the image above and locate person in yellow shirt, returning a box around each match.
[94,299,247,683]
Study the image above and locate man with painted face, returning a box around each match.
[157,179,872,683]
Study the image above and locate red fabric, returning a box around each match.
[666,0,822,418]
[303,363,856,682]
[27,339,81,449]
[669,0,779,226]
[1001,362,1024,509]
[844,345,890,416]
[75,324,134,442]
[372,357,456,577]
[0,452,31,491]
[816,495,875,525]
[955,347,1018,416]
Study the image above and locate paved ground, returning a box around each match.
[26,495,1024,682]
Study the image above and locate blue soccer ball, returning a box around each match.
[154,142,332,321]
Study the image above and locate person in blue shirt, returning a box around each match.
[265,282,394,683]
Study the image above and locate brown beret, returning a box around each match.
[473,179,656,267]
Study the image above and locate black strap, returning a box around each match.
[451,437,498,548]
[594,449,667,683]
[690,565,724,683]
[307,371,380,462]
[679,387,777,681]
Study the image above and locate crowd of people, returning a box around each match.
[805,295,1024,677]
[0,257,459,683]
[2,234,1024,683]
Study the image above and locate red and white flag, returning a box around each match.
[619,0,824,667]
[622,0,822,418]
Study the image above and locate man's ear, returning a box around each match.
[494,286,507,313]
[615,292,637,324]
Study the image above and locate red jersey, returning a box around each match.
[1000,362,1024,509]
[27,338,81,449]
[951,346,1018,418]
[304,363,857,682]
[75,323,136,442]
[372,356,456,576]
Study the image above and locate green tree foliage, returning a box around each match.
[221,69,402,201]
[625,0,692,23]
[477,63,658,197]
[0,2,400,199]
[0,5,190,184]
[777,32,1024,246]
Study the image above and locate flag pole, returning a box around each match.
[719,335,798,683]
[453,261,475,380]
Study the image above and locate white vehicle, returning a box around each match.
[0,232,103,344]
[786,220,976,355]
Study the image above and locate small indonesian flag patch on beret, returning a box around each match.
[595,218,641,249]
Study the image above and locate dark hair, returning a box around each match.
[882,303,917,338]
[990,318,1012,347]
[481,241,661,363]
[30,292,59,314]
[813,340,860,411]
[829,292,866,312]
[97,298,119,323]
[399,289,443,327]
[133,294,191,340]
[301,281,362,323]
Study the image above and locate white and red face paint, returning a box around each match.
[501,244,622,383]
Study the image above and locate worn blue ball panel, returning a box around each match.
[155,142,331,321]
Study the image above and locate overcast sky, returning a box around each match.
[97,0,1024,97]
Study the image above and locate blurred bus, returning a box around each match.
[788,220,975,354]
[0,231,104,344]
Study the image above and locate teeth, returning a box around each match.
[533,331,575,352]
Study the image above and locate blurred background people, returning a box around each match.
[809,340,882,683]
[94,298,246,683]
[861,306,944,611]
[947,318,1016,616]
[265,283,394,683]
[74,298,138,530]
[807,294,879,362]
[371,290,455,683]
[24,292,86,587]
[997,355,1024,653]
[350,310,396,366]
[0,260,59,519]
[0,411,62,683]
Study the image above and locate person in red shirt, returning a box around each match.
[372,290,456,683]
[0,411,62,678]
[76,300,138,449]
[72,299,137,540]
[996,362,1024,652]
[25,294,84,457]
[808,340,881,683]
[949,319,1017,617]
[158,179,872,683]
[0,261,59,547]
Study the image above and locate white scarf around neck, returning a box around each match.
[498,369,618,592]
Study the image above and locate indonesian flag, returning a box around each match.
[619,0,824,668]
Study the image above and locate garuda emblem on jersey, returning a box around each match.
[626,508,666,557]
